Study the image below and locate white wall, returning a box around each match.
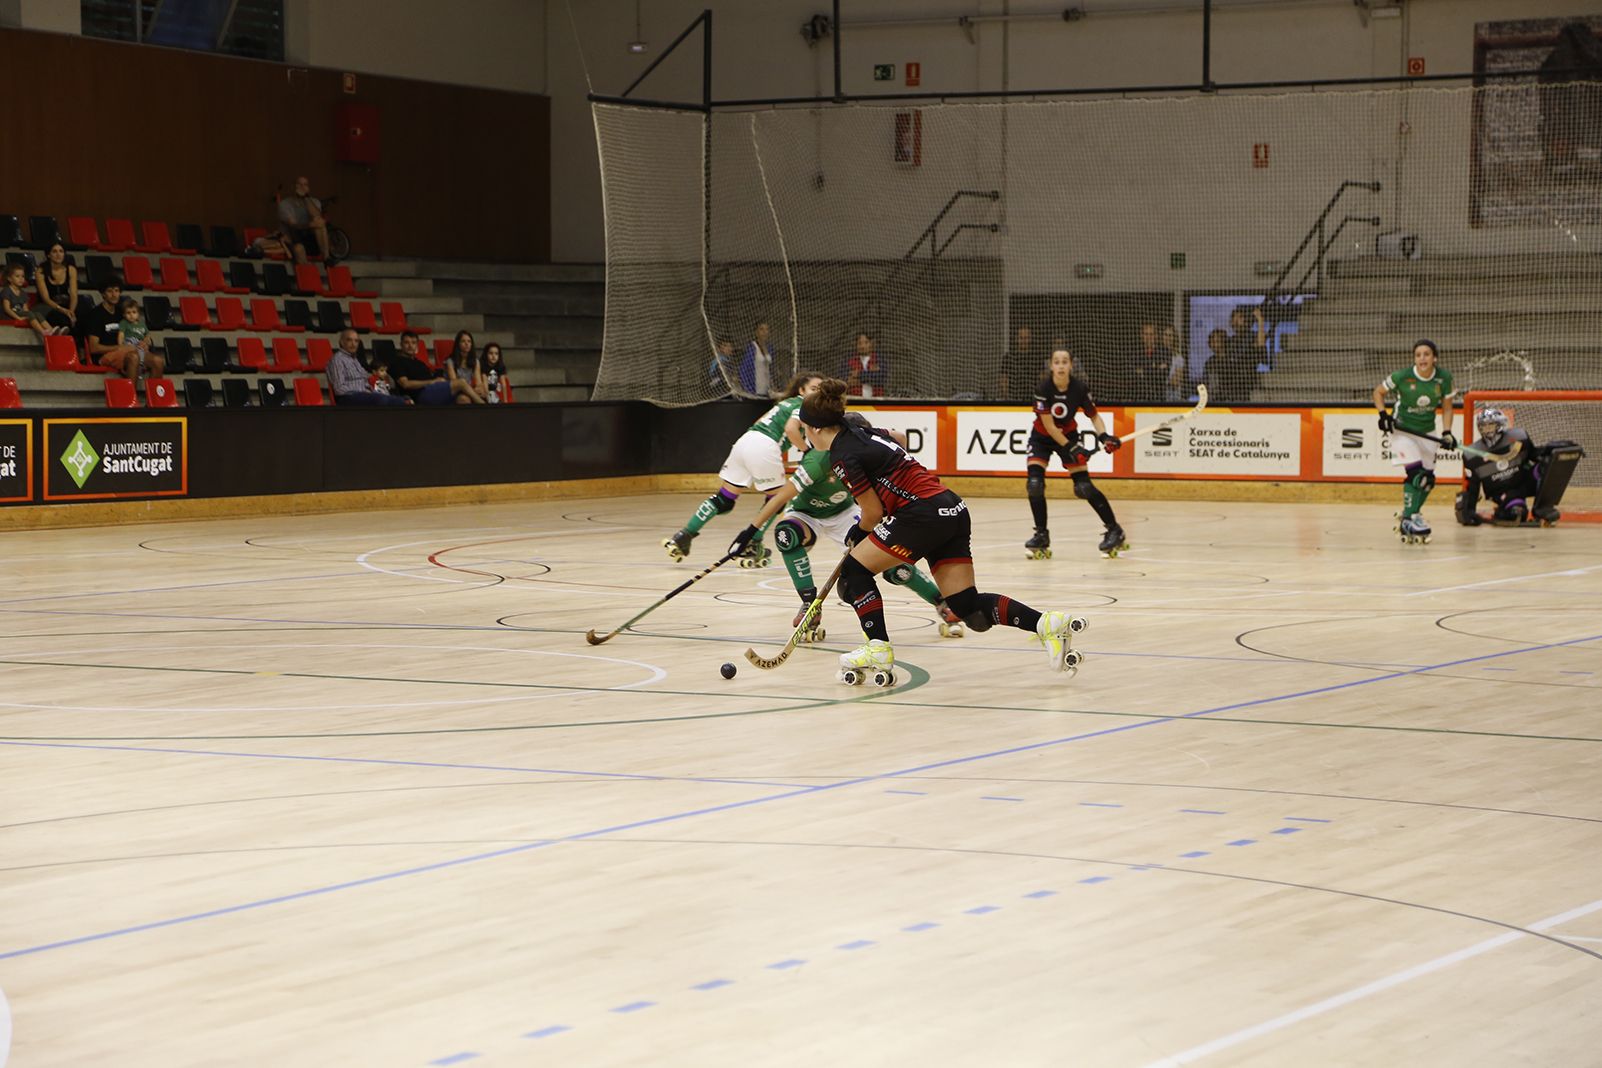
[551,0,1602,263]
[0,0,81,34]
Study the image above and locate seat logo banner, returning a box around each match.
[1320,411,1463,479]
[0,420,30,504]
[44,418,188,500]
[1132,412,1301,476]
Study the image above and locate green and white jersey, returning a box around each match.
[1383,366,1453,435]
[787,447,855,518]
[749,396,804,444]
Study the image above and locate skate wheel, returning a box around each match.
[872,669,894,687]
[939,622,963,638]
[839,668,862,686]
[1068,616,1089,634]
[1064,649,1085,669]
[1043,548,1053,559]
[814,627,825,642]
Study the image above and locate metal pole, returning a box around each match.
[704,10,713,272]
[621,11,708,100]
[1202,0,1212,90]
[833,0,843,102]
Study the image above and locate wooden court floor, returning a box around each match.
[1,493,1599,1067]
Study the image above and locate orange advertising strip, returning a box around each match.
[0,419,33,503]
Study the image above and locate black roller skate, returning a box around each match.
[738,539,773,569]
[792,600,825,644]
[1098,524,1129,558]
[1024,528,1052,560]
[662,528,695,562]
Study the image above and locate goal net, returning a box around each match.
[593,79,1602,408]
[1463,390,1600,517]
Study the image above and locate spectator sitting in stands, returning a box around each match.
[34,242,81,336]
[3,264,49,339]
[843,332,888,398]
[78,275,140,372]
[444,329,486,404]
[388,330,467,405]
[327,327,409,406]
[112,298,163,385]
[1202,326,1254,403]
[1162,324,1189,402]
[741,322,775,396]
[278,175,330,263]
[479,341,510,404]
[998,325,1037,402]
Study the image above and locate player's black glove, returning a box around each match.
[1439,430,1458,450]
[1098,433,1122,453]
[726,524,759,558]
[844,525,870,547]
[1376,408,1395,433]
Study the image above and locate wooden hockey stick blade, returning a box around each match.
[744,551,851,670]
[1117,384,1208,444]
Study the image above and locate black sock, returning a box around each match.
[977,592,1041,633]
[1029,494,1048,530]
[849,586,888,640]
[1083,484,1117,527]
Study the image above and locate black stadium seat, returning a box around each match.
[183,377,215,407]
[0,215,23,246]
[283,299,313,331]
[228,260,259,294]
[163,336,197,372]
[257,377,288,407]
[175,224,207,256]
[208,225,242,259]
[221,378,253,408]
[30,215,66,249]
[260,262,291,296]
[200,337,232,374]
[83,254,115,288]
[314,300,344,333]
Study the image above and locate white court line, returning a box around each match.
[1405,563,1602,598]
[355,528,626,584]
[1141,896,1602,1066]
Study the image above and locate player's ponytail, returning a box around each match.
[800,377,849,428]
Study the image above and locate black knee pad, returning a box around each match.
[1026,466,1046,500]
[1411,468,1436,493]
[838,555,878,604]
[883,564,915,586]
[711,492,736,515]
[1071,471,1094,500]
[943,586,992,632]
[773,518,807,553]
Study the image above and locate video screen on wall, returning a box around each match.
[1185,293,1316,381]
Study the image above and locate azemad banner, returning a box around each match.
[44,418,188,501]
[0,420,31,504]
[954,409,1116,474]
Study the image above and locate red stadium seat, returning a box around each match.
[66,216,104,251]
[249,298,302,333]
[292,376,325,405]
[304,337,333,371]
[379,302,429,335]
[293,263,325,296]
[121,256,156,290]
[325,265,377,299]
[195,259,249,295]
[153,257,190,293]
[268,337,304,373]
[347,302,378,333]
[235,336,268,371]
[139,221,193,255]
[179,296,217,329]
[144,378,179,407]
[104,378,136,407]
[432,339,452,368]
[103,218,137,252]
[43,334,81,371]
[215,297,249,331]
[0,377,20,407]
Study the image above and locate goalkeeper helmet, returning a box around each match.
[1476,407,1509,437]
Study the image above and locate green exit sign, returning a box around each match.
[874,63,895,81]
[1170,252,1186,270]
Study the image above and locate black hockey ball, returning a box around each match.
[720,662,737,680]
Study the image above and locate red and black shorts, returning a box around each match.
[1028,430,1091,469]
[867,490,972,570]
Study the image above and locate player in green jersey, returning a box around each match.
[1373,339,1456,544]
[730,414,964,642]
[662,372,823,567]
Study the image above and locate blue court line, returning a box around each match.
[5,630,1596,963]
[523,1026,570,1039]
[1180,850,1210,858]
[766,959,806,971]
[1023,890,1057,899]
[1227,839,1257,847]
[964,905,1001,915]
[884,789,927,796]
[1079,876,1112,885]
[1272,827,1302,835]
[980,795,1026,802]
[837,940,875,951]
[691,979,733,991]
[0,740,809,790]
[609,1001,654,1014]
[428,1053,478,1066]
[1079,801,1123,808]
[902,923,939,933]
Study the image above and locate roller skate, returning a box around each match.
[1396,513,1431,545]
[1024,528,1052,560]
[737,539,773,569]
[793,600,826,644]
[838,638,895,687]
[937,602,965,639]
[1036,610,1089,676]
[662,528,695,562]
[1098,524,1129,558]
[1533,504,1561,527]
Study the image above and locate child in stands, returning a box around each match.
[2,264,49,339]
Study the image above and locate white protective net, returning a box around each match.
[1466,391,1601,494]
[593,79,1602,408]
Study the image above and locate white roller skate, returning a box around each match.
[1396,513,1431,545]
[937,602,965,638]
[1036,610,1089,675]
[662,528,694,562]
[737,541,773,569]
[793,601,826,644]
[838,638,895,687]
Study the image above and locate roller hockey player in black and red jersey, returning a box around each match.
[1024,348,1127,559]
[727,377,1088,684]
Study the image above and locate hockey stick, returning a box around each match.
[1115,384,1209,444]
[1400,427,1500,460]
[744,551,851,670]
[584,550,740,645]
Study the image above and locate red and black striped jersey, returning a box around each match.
[1033,374,1097,436]
[828,425,947,515]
